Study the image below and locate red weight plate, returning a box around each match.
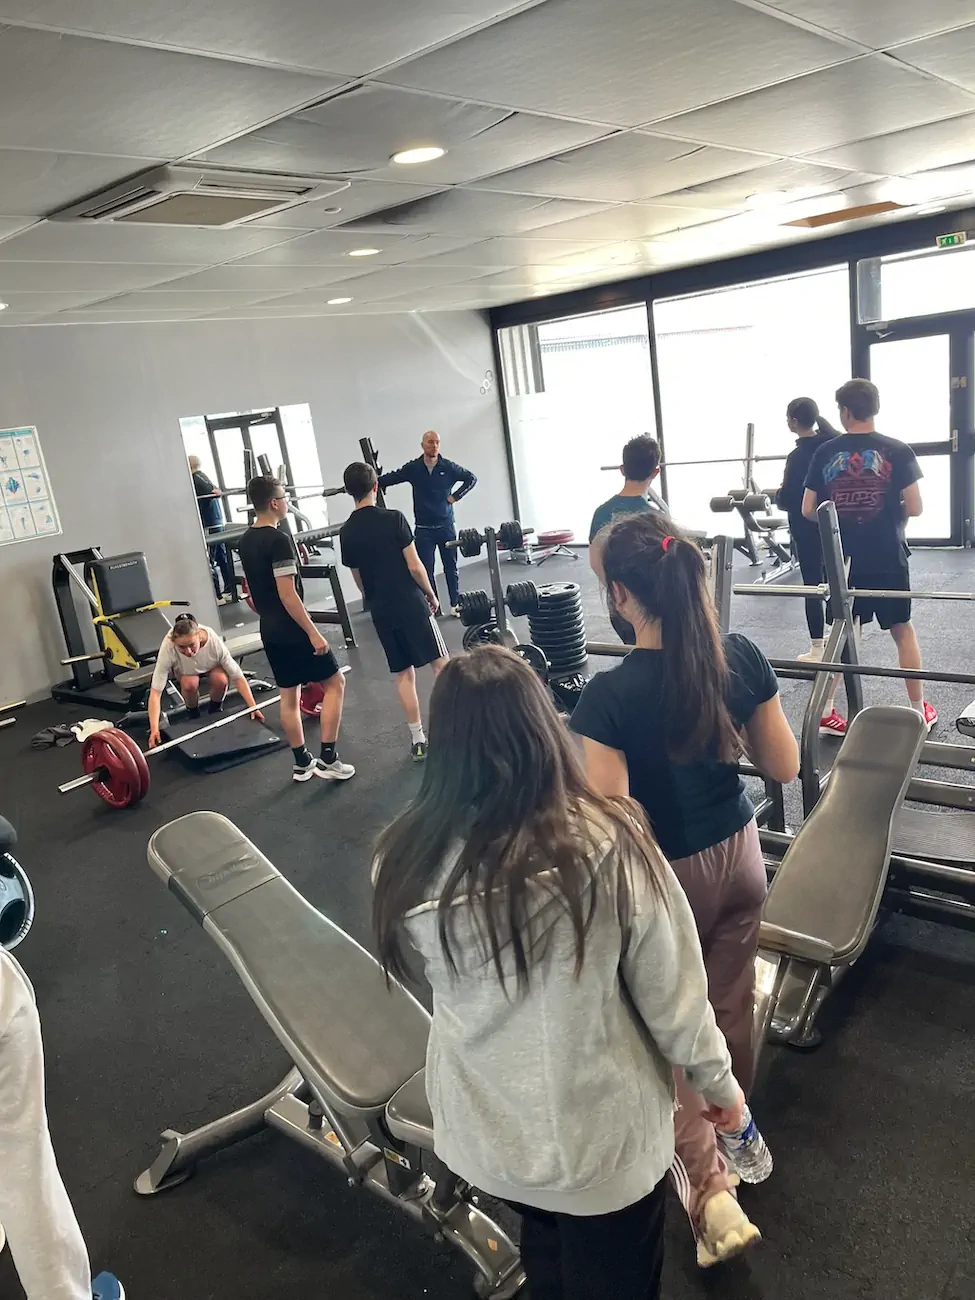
[110,728,151,800]
[82,732,142,809]
[300,682,325,717]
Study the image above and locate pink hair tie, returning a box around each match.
[661,535,675,552]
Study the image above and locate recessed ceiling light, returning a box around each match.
[745,190,788,210]
[327,297,353,305]
[390,146,446,165]
[916,203,947,216]
[348,247,380,257]
[0,302,7,311]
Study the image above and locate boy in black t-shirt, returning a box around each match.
[238,476,355,782]
[803,378,936,734]
[340,462,448,760]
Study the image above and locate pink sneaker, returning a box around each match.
[922,702,938,733]
[819,710,848,738]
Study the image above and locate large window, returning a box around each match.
[653,267,852,531]
[499,306,655,538]
[858,243,975,323]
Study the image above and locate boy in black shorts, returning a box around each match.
[238,476,355,782]
[803,378,936,735]
[340,462,448,760]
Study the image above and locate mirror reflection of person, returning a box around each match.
[379,431,477,617]
[188,455,234,601]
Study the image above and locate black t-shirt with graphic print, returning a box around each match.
[804,432,922,574]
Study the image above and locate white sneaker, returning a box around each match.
[450,605,461,618]
[319,758,356,781]
[696,1191,761,1268]
[797,644,825,662]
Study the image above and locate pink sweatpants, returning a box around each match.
[667,818,767,1222]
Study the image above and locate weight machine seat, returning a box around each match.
[385,1069,435,1150]
[761,706,926,965]
[147,812,431,1118]
[114,632,264,692]
[106,607,174,663]
[751,515,788,532]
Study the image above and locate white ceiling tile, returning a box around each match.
[805,113,975,173]
[649,159,878,210]
[0,221,298,263]
[0,0,536,76]
[382,0,854,127]
[0,150,164,217]
[0,310,49,325]
[150,265,363,292]
[0,216,34,240]
[249,180,445,229]
[0,289,118,309]
[232,231,471,267]
[0,261,202,291]
[0,26,342,157]
[652,55,975,155]
[471,133,772,202]
[79,289,287,310]
[201,85,606,184]
[339,189,610,236]
[765,2,975,49]
[523,203,735,242]
[271,263,473,303]
[893,24,975,93]
[36,309,216,323]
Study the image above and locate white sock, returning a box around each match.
[911,699,925,716]
[409,721,426,744]
[810,638,824,649]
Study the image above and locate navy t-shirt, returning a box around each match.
[588,494,652,542]
[570,633,778,860]
[803,432,921,574]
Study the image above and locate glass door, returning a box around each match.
[865,322,974,546]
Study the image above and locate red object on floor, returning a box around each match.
[537,528,575,546]
[300,682,325,717]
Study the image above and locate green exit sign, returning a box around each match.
[936,232,967,248]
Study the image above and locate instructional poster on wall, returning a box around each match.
[0,426,61,546]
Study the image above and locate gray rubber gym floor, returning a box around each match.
[2,549,973,1300]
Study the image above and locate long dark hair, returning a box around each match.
[787,396,840,438]
[602,512,739,764]
[373,646,666,992]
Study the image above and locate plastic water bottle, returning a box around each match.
[717,1104,773,1184]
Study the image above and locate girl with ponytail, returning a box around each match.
[570,511,798,1266]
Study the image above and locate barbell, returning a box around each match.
[58,694,282,809]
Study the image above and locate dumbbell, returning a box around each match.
[453,521,534,558]
[456,580,540,628]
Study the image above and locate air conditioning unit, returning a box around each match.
[51,165,350,227]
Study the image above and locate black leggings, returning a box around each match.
[509,1178,666,1300]
[791,516,826,640]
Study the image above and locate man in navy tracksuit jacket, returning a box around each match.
[378,430,477,612]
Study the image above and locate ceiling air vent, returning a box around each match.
[51,166,350,227]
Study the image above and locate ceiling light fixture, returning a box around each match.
[390,146,446,165]
[327,297,353,305]
[0,302,7,311]
[916,203,947,216]
[348,247,380,257]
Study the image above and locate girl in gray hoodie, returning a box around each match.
[373,646,751,1300]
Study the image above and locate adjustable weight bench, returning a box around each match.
[137,812,524,1299]
[752,706,927,1058]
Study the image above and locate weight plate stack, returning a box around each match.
[506,580,539,617]
[458,589,493,627]
[498,520,525,552]
[457,528,484,559]
[462,622,508,651]
[0,851,34,951]
[527,582,588,676]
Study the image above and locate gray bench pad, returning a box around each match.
[148,812,430,1117]
[763,706,926,964]
[385,1069,434,1149]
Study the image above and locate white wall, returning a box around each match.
[0,310,510,702]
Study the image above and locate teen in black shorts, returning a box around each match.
[803,378,936,736]
[238,476,355,782]
[340,462,448,761]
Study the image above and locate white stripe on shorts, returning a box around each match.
[429,615,448,660]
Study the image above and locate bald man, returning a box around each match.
[188,455,234,600]
[378,430,477,614]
